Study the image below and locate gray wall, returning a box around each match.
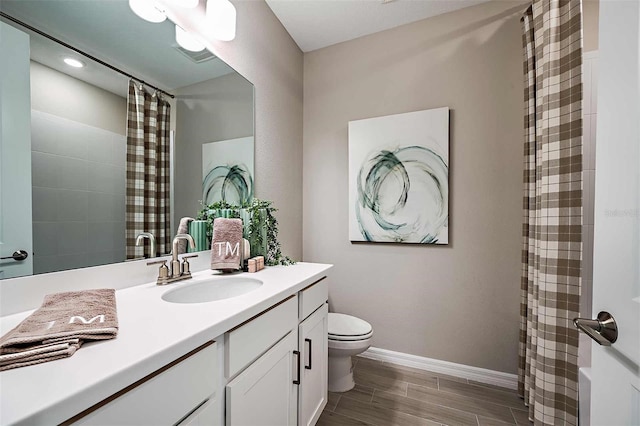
[30,61,126,135]
[302,1,528,374]
[174,72,254,221]
[170,0,304,260]
[30,62,127,273]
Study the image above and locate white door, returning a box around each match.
[298,303,328,426]
[226,331,298,426]
[0,22,33,279]
[588,1,640,424]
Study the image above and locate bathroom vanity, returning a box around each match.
[0,260,331,425]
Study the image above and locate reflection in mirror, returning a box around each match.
[0,0,254,279]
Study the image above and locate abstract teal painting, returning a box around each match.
[348,108,449,244]
[202,136,254,205]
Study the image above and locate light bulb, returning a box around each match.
[206,0,236,41]
[175,25,205,52]
[129,0,166,23]
[63,58,85,68]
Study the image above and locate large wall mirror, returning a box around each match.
[0,0,254,279]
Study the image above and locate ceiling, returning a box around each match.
[0,0,495,95]
[265,0,493,52]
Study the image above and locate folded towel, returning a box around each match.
[210,218,243,271]
[189,220,208,252]
[0,289,118,371]
[176,217,195,254]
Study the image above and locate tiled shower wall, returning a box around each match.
[31,110,126,274]
[579,51,598,367]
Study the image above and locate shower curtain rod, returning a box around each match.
[0,11,175,99]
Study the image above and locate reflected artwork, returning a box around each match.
[202,137,254,205]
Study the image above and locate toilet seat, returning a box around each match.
[328,313,373,341]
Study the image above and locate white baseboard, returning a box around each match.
[360,347,518,390]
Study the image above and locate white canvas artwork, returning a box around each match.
[348,108,449,244]
[202,136,254,205]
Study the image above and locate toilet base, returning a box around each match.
[327,328,371,393]
[328,354,355,392]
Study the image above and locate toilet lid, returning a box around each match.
[328,313,373,341]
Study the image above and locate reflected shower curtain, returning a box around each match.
[125,81,171,259]
[519,1,583,425]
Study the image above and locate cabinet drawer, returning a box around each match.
[226,296,298,378]
[299,278,328,321]
[68,341,217,425]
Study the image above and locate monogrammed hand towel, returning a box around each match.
[210,217,243,271]
[0,289,118,371]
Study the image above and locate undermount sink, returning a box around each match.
[162,277,263,304]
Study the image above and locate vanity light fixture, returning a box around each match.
[175,25,205,52]
[128,0,166,23]
[63,57,85,68]
[206,0,236,41]
[167,0,199,8]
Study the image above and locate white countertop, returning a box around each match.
[0,262,332,426]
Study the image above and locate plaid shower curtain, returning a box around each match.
[125,81,171,259]
[519,1,583,425]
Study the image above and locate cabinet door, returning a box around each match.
[298,304,328,426]
[178,398,219,426]
[226,331,298,426]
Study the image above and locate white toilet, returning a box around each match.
[328,313,373,392]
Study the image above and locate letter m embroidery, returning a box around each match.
[70,315,105,324]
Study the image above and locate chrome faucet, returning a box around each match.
[171,234,195,278]
[147,234,197,286]
[135,232,157,258]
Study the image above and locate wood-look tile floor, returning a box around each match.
[317,357,533,426]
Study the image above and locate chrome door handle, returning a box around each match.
[0,250,28,261]
[573,311,618,346]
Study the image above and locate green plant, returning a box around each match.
[196,200,239,241]
[197,199,295,266]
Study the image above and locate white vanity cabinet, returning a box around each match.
[179,398,220,425]
[298,304,328,426]
[0,263,335,426]
[225,296,299,425]
[297,280,329,426]
[225,278,328,426]
[226,331,299,425]
[67,341,219,426]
